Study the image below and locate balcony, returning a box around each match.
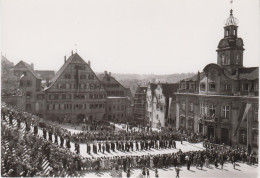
[199,114,217,123]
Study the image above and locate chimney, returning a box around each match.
[71,50,73,55]
[64,56,66,64]
[31,63,34,70]
[109,72,111,76]
[105,71,108,75]
[88,60,91,67]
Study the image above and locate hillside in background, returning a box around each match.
[97,72,196,94]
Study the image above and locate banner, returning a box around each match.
[234,103,251,136]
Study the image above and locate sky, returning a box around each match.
[1,0,259,74]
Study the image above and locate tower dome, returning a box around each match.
[225,9,238,26]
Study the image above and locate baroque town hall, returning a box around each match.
[176,10,259,152]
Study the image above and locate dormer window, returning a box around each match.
[224,84,231,91]
[242,83,249,91]
[209,83,216,91]
[200,83,205,91]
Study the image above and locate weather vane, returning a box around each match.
[230,0,233,9]
[75,44,77,53]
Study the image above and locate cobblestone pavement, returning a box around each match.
[81,161,258,178]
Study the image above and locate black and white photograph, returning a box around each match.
[1,0,259,177]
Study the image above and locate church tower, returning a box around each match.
[216,9,245,73]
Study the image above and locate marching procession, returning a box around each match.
[1,103,258,177]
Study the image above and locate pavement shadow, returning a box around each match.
[189,170,196,172]
[234,168,241,171]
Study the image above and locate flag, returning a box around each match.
[234,103,252,136]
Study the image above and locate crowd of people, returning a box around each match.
[1,102,258,177]
[1,104,84,177]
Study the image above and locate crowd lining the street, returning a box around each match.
[1,103,258,177]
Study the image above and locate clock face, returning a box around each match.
[236,39,242,46]
[220,40,228,48]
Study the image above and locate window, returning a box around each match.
[200,103,205,115]
[182,84,186,89]
[190,103,194,112]
[190,84,195,90]
[224,84,231,91]
[75,65,85,70]
[65,83,70,89]
[222,55,230,65]
[209,104,216,117]
[255,82,259,92]
[221,54,225,64]
[221,105,230,119]
[235,54,240,65]
[243,83,249,91]
[156,114,159,120]
[240,130,247,144]
[80,83,85,89]
[65,74,71,79]
[26,80,32,86]
[55,104,59,110]
[88,75,94,80]
[255,107,258,122]
[80,74,86,79]
[209,83,216,91]
[200,83,205,91]
[182,102,186,111]
[160,106,163,111]
[26,92,31,99]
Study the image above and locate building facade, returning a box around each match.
[100,71,133,123]
[176,10,259,151]
[12,61,42,113]
[42,52,107,123]
[146,83,178,129]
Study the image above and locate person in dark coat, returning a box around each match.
[136,141,139,151]
[9,114,13,125]
[60,136,64,147]
[33,124,38,135]
[75,142,80,154]
[54,133,58,144]
[87,143,91,154]
[43,128,47,139]
[66,138,71,149]
[17,118,21,129]
[48,129,53,142]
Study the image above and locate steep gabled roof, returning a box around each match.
[181,72,205,82]
[101,72,127,90]
[14,60,41,79]
[45,53,86,90]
